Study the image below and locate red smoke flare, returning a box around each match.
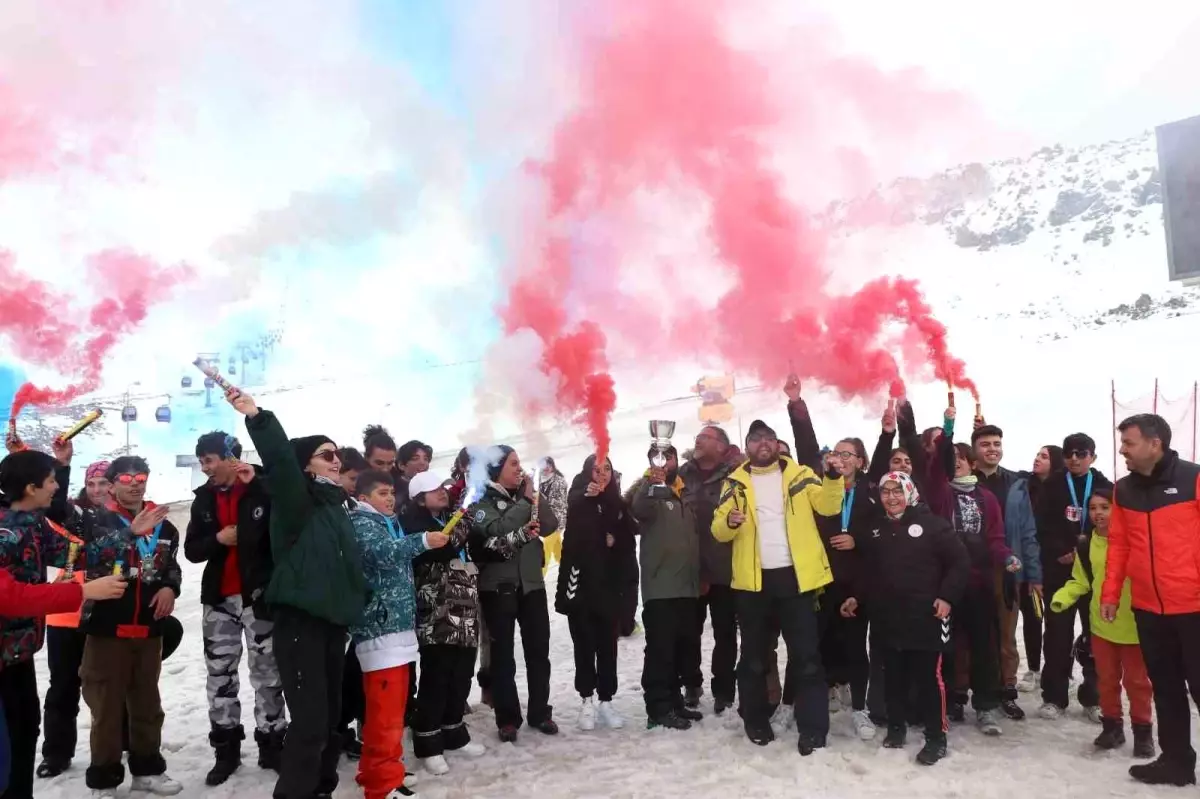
[497,0,981,451]
[1,249,193,417]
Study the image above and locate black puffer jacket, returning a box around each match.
[184,468,274,613]
[813,472,877,588]
[554,456,635,618]
[852,505,969,652]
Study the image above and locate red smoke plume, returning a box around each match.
[1,250,193,417]
[497,0,982,453]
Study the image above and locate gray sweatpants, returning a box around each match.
[203,595,287,732]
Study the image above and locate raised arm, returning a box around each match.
[243,408,314,542]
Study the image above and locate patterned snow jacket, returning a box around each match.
[348,501,429,672]
[0,464,131,665]
[401,503,479,648]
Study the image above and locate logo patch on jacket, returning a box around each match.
[497,501,508,510]
[908,524,923,538]
[252,505,265,520]
[0,528,17,544]
[666,501,674,511]
[473,510,486,523]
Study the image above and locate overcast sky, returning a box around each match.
[790,1,1200,150]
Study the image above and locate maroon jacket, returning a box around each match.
[925,435,1011,588]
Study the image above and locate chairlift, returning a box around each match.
[180,376,193,389]
[228,362,237,376]
[121,406,138,422]
[204,377,216,389]
[155,405,172,423]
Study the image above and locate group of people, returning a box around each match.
[3,377,1200,798]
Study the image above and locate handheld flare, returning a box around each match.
[58,409,103,443]
[193,358,239,395]
[947,381,955,409]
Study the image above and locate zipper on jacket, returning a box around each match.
[1146,511,1164,614]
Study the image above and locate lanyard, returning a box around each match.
[384,516,404,542]
[1065,471,1093,533]
[841,486,856,533]
[115,514,163,559]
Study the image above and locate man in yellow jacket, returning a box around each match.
[712,419,843,754]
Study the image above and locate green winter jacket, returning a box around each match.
[1050,532,1137,645]
[469,482,559,594]
[628,473,700,602]
[245,409,366,626]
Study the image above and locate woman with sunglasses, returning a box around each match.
[228,389,367,799]
[1033,433,1109,722]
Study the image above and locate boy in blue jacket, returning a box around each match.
[348,471,448,799]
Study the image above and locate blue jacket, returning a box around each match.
[1004,476,1042,585]
[347,502,428,671]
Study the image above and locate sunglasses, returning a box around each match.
[1064,449,1093,459]
[312,450,340,464]
[115,473,149,485]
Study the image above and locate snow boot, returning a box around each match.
[533,714,559,736]
[255,727,285,772]
[1000,699,1026,721]
[713,695,734,715]
[206,725,245,786]
[917,734,947,766]
[946,702,965,723]
[797,732,826,757]
[1093,717,1125,750]
[674,700,703,723]
[648,710,692,731]
[684,686,702,709]
[883,725,907,749]
[1132,723,1156,758]
[497,725,519,743]
[743,721,773,746]
[1129,756,1196,787]
[37,756,71,779]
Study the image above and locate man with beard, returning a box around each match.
[677,426,739,713]
[712,420,844,754]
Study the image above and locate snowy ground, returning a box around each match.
[30,508,1184,799]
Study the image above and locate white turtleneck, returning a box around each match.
[751,467,791,569]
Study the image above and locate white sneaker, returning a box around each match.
[404,771,420,787]
[1017,670,1040,693]
[422,755,450,776]
[771,703,796,736]
[828,687,842,714]
[448,740,486,757]
[851,709,877,741]
[977,708,1003,736]
[578,696,597,731]
[91,790,118,799]
[1038,703,1064,720]
[1085,705,1103,724]
[131,774,183,795]
[837,684,853,711]
[597,701,624,729]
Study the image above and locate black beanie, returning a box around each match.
[292,435,336,468]
[487,445,516,481]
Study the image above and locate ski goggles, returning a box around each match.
[114,473,149,485]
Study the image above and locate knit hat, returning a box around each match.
[880,471,920,507]
[1062,433,1096,455]
[292,435,336,467]
[86,461,111,481]
[487,445,516,481]
[746,419,776,441]
[408,470,446,499]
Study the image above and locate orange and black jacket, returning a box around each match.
[1103,451,1200,615]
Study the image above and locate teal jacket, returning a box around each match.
[244,410,366,626]
[348,502,428,646]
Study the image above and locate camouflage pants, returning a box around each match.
[203,596,286,732]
